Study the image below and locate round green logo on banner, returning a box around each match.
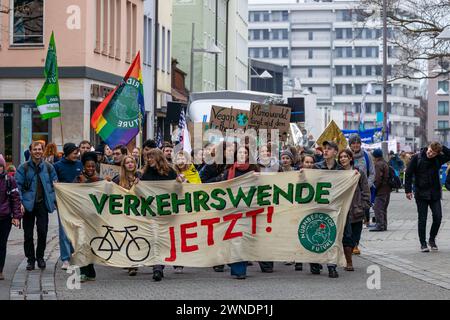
[298,213,337,253]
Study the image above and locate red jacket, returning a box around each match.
[0,174,23,219]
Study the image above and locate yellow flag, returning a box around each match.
[316,120,348,151]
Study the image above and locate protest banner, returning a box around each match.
[316,120,348,151]
[209,106,249,132]
[99,163,121,179]
[247,103,291,140]
[55,170,359,268]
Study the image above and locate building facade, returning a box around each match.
[427,58,450,146]
[249,58,283,95]
[248,0,422,151]
[172,0,248,93]
[0,0,144,165]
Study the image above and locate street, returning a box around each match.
[2,192,450,300]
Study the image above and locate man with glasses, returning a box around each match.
[112,145,128,166]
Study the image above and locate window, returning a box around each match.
[263,48,269,58]
[12,0,44,44]
[161,26,166,72]
[375,103,382,113]
[342,10,352,22]
[167,30,171,74]
[366,66,373,76]
[346,47,352,58]
[308,31,313,40]
[438,120,449,129]
[263,30,269,40]
[345,84,352,95]
[308,68,313,78]
[252,12,260,22]
[345,29,353,39]
[355,28,364,39]
[143,16,152,66]
[438,101,449,115]
[336,84,343,95]
[346,66,352,76]
[282,48,288,58]
[376,29,382,39]
[366,103,372,113]
[438,81,449,93]
[355,84,362,95]
[355,47,363,58]
[253,30,260,40]
[282,11,289,21]
[263,11,270,22]
[308,49,313,59]
[355,66,362,76]
[272,48,279,58]
[336,29,343,39]
[272,11,282,22]
[375,65,382,76]
[366,47,373,58]
[364,29,373,39]
[282,29,288,40]
[336,66,343,76]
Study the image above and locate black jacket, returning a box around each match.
[140,167,177,181]
[199,164,224,183]
[446,171,450,191]
[405,146,450,200]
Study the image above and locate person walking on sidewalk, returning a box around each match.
[73,152,103,282]
[15,141,58,271]
[0,155,23,280]
[141,148,178,281]
[370,149,391,232]
[112,155,141,276]
[338,149,370,268]
[53,143,83,270]
[405,142,450,252]
[312,141,342,278]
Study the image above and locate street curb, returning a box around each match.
[9,235,59,300]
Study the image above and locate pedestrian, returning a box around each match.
[314,147,324,164]
[7,165,16,178]
[104,144,114,164]
[94,143,108,174]
[312,141,342,278]
[24,144,32,162]
[192,148,205,172]
[389,151,404,192]
[258,143,279,173]
[337,149,370,268]
[53,143,83,270]
[78,140,92,158]
[112,145,128,167]
[15,141,58,271]
[132,147,141,165]
[348,134,375,228]
[142,139,158,166]
[199,143,225,183]
[405,142,450,252]
[73,151,102,282]
[280,149,297,172]
[161,142,174,164]
[112,155,141,276]
[370,148,391,232]
[43,143,60,164]
[221,145,260,280]
[0,155,23,280]
[174,151,202,184]
[140,148,178,281]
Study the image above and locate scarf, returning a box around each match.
[227,162,250,180]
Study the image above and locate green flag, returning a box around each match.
[36,32,61,120]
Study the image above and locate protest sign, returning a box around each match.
[99,163,121,179]
[209,106,249,132]
[247,103,291,139]
[55,170,359,268]
[316,120,348,151]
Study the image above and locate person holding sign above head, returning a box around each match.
[73,151,102,282]
[337,149,370,272]
[221,145,260,280]
[312,141,343,278]
[140,149,178,281]
[112,155,141,276]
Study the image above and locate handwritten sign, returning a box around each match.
[247,103,291,140]
[209,106,249,132]
[99,164,121,179]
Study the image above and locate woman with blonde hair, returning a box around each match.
[173,151,201,184]
[112,155,142,276]
[43,143,60,164]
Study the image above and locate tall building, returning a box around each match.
[0,0,144,165]
[172,0,249,93]
[427,58,450,146]
[249,0,421,150]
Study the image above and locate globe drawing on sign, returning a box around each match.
[113,83,140,121]
[298,213,337,253]
[236,113,248,126]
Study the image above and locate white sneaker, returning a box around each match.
[61,261,70,270]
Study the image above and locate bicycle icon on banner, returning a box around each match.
[90,225,151,262]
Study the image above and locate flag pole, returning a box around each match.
[138,111,143,170]
[59,112,64,145]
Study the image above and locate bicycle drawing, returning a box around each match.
[90,225,151,262]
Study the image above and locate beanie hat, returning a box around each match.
[373,148,383,158]
[348,134,362,145]
[63,143,79,157]
[0,154,6,169]
[280,150,294,162]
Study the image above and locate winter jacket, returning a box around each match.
[199,164,224,183]
[352,148,375,188]
[405,146,450,200]
[141,166,177,181]
[222,165,256,181]
[374,159,391,196]
[15,160,58,213]
[258,157,280,173]
[0,174,22,220]
[53,157,83,183]
[348,168,371,223]
[389,155,404,173]
[314,159,343,171]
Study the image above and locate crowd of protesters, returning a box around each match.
[0,135,449,283]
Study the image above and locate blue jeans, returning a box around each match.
[230,262,247,277]
[58,215,73,262]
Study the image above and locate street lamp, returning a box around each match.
[248,61,273,91]
[189,23,222,94]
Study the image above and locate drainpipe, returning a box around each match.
[225,0,230,90]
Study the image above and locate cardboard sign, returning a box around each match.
[99,164,121,179]
[247,103,291,139]
[209,106,249,132]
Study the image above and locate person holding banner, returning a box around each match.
[141,149,178,281]
[258,143,280,173]
[199,144,225,184]
[313,141,342,278]
[73,151,103,282]
[280,150,297,172]
[338,149,370,271]
[112,155,142,276]
[174,151,202,184]
[221,145,260,280]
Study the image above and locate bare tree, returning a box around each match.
[357,0,450,80]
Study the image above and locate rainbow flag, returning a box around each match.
[91,52,145,148]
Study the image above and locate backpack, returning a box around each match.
[388,165,402,189]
